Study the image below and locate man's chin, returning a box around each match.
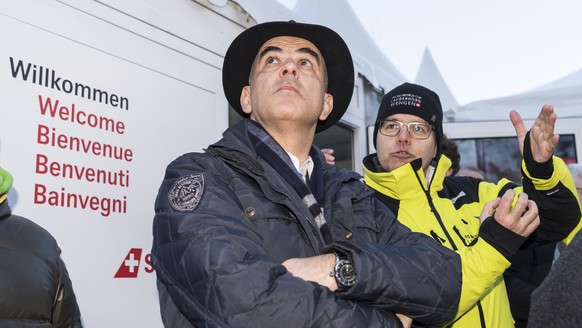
[389,159,414,172]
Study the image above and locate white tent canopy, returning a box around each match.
[415,48,459,119]
[455,68,582,122]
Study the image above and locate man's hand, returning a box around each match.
[480,189,540,237]
[396,313,413,328]
[510,104,559,163]
[284,255,414,326]
[321,148,335,165]
[282,253,338,291]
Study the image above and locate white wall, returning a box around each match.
[0,0,247,326]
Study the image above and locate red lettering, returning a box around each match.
[144,254,154,273]
[37,95,125,135]
[38,95,59,116]
[34,184,46,204]
[37,124,49,145]
[36,154,48,174]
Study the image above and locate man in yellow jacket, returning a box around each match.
[362,82,581,327]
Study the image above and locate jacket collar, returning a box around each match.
[210,119,361,183]
[363,154,452,199]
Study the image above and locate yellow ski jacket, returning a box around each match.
[363,153,580,328]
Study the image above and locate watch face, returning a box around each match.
[336,259,356,287]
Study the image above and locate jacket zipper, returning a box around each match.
[412,168,458,251]
[415,166,487,328]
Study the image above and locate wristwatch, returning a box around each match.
[329,252,356,290]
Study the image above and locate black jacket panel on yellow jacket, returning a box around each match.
[363,152,580,328]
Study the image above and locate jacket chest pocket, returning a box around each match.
[238,195,315,262]
[331,189,380,242]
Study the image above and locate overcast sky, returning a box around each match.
[276,0,582,105]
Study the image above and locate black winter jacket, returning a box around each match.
[152,120,462,328]
[0,201,83,328]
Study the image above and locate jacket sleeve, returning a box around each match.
[51,248,84,328]
[450,218,515,322]
[331,196,462,327]
[563,215,582,246]
[520,132,581,244]
[151,155,403,328]
[449,135,582,321]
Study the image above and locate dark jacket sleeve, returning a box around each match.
[52,251,84,328]
[521,131,581,245]
[331,195,462,326]
[151,156,402,328]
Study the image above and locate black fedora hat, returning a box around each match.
[222,21,354,133]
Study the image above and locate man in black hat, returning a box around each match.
[363,82,580,327]
[151,22,462,327]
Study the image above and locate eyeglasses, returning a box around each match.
[377,120,433,140]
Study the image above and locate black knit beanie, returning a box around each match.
[373,82,443,156]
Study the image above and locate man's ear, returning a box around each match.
[241,86,252,114]
[319,93,333,120]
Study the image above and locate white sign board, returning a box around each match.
[0,1,229,326]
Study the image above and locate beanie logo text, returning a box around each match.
[391,93,422,108]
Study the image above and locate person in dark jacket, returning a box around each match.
[0,166,83,328]
[503,242,557,328]
[151,21,464,327]
[528,229,582,327]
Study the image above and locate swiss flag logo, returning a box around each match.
[114,248,143,278]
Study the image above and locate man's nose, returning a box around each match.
[396,126,411,143]
[281,60,298,78]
